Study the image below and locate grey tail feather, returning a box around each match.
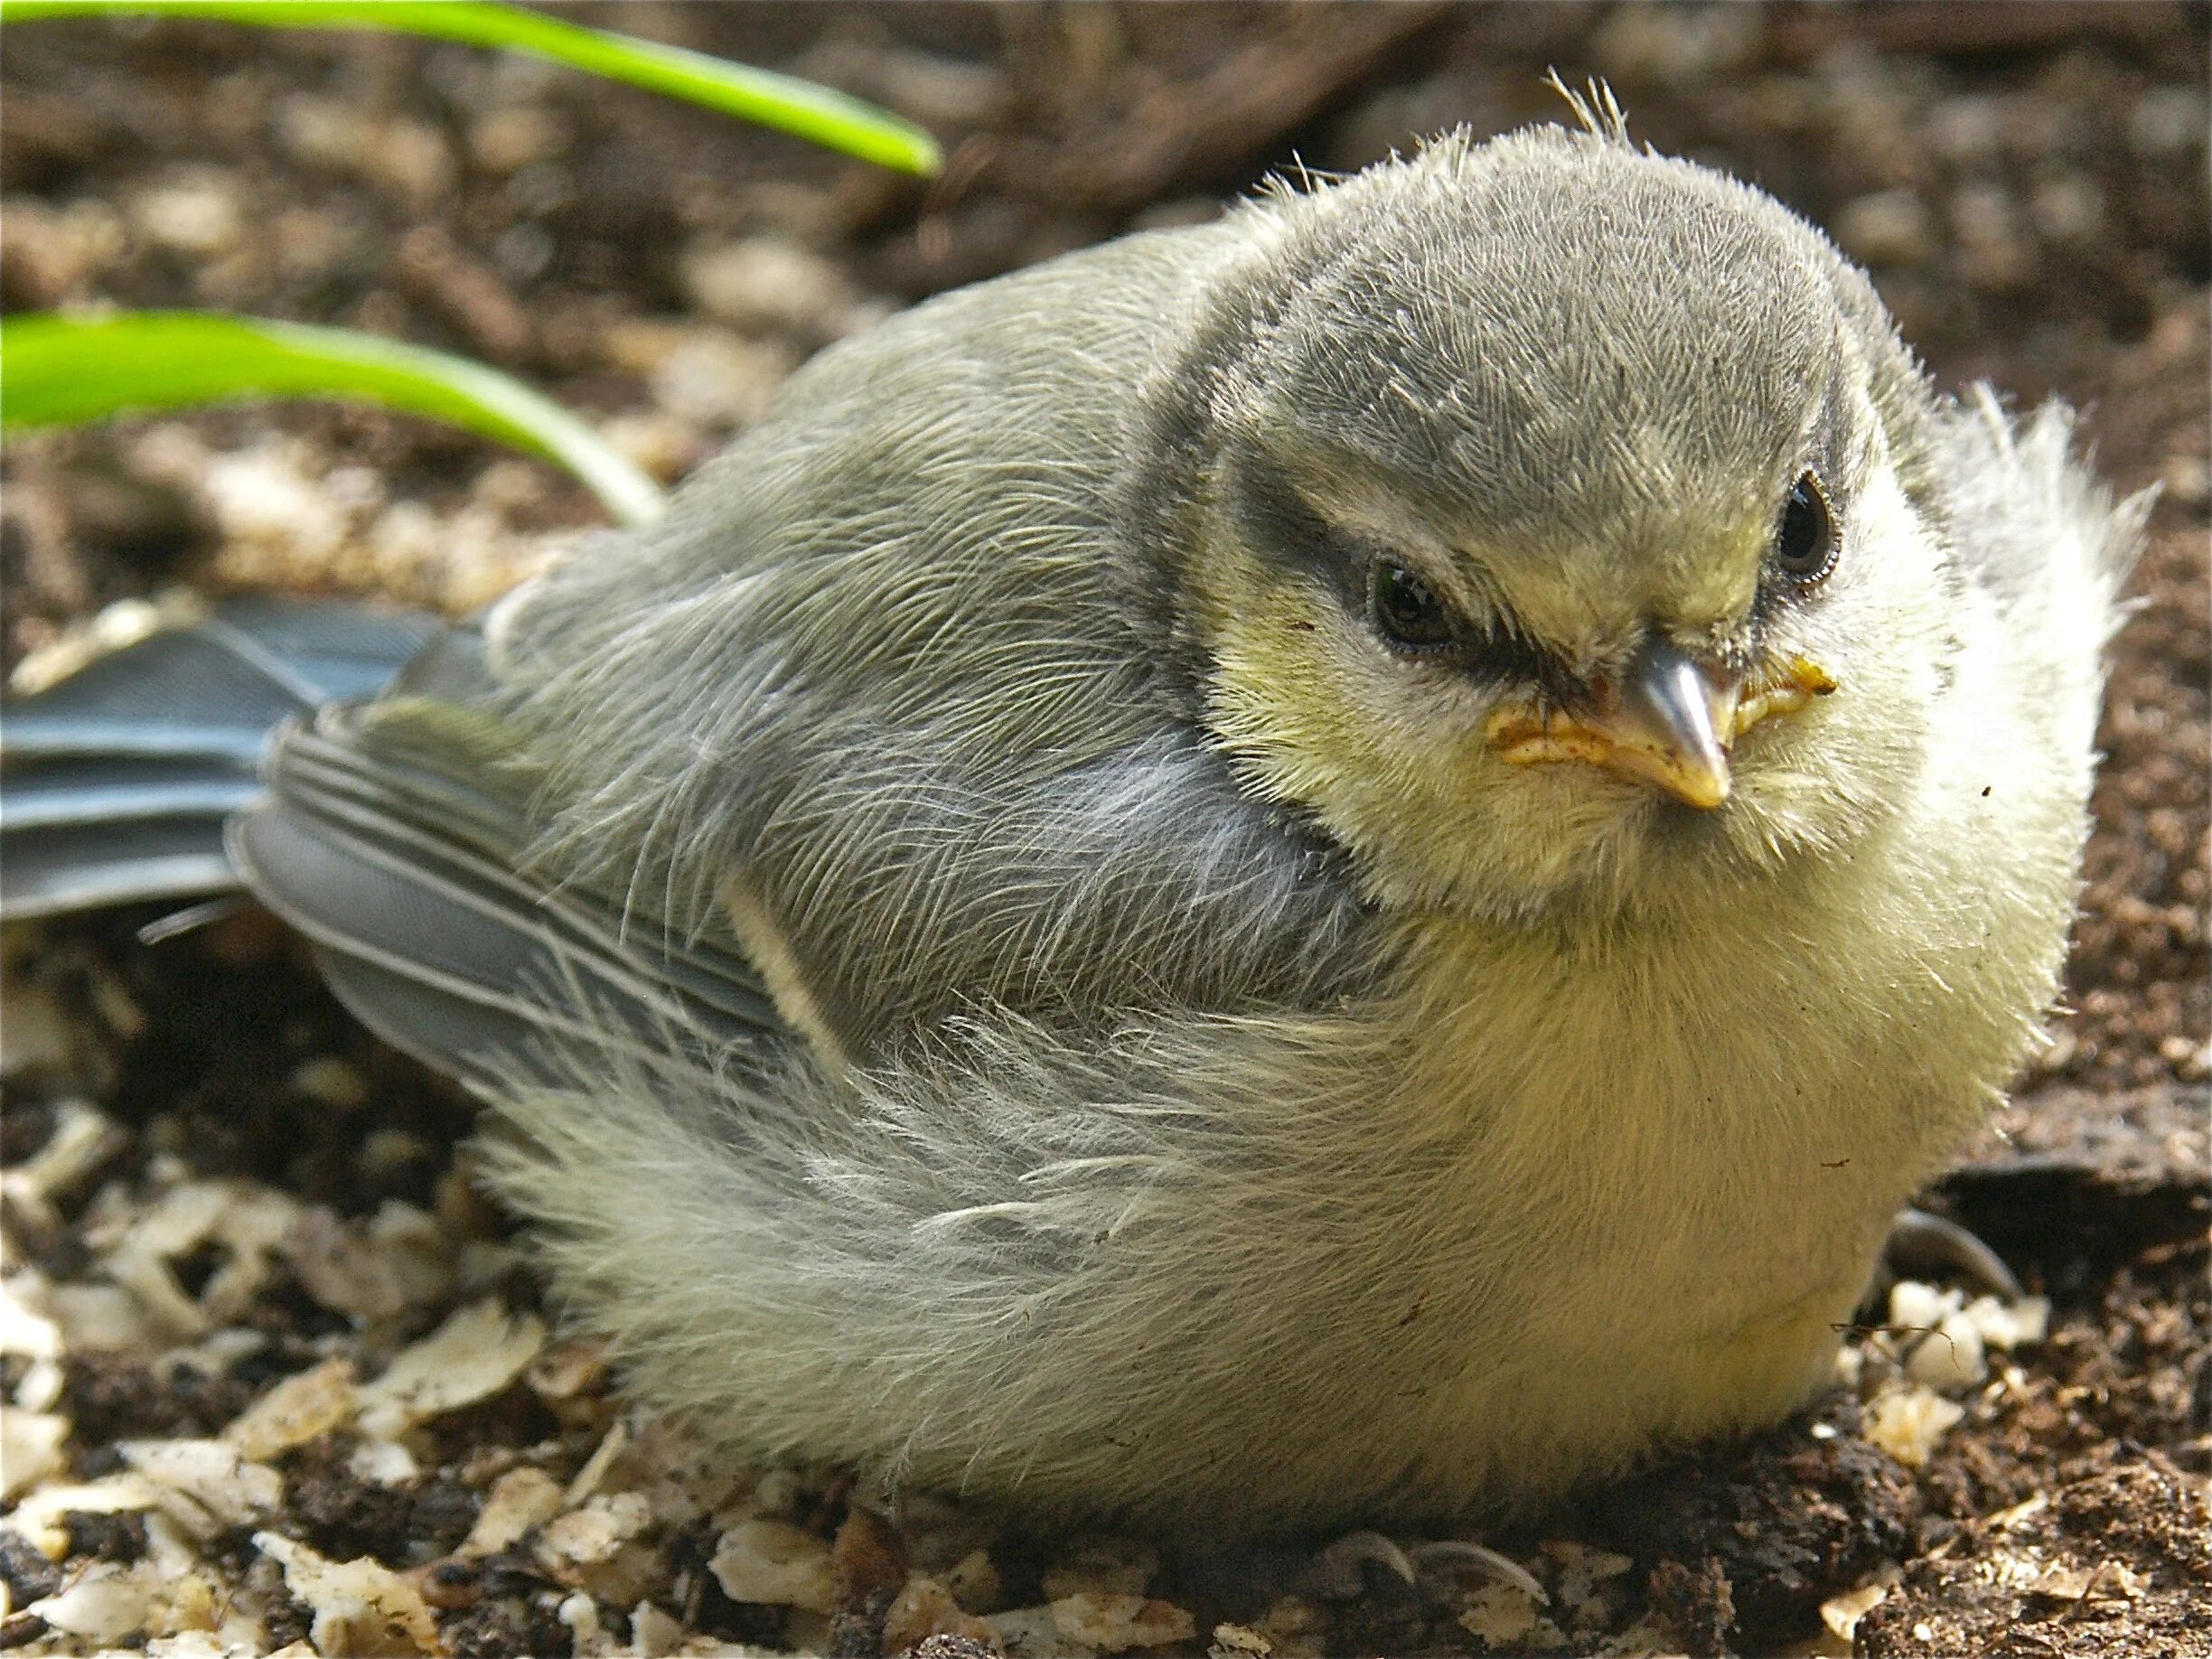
[227,685,786,1092]
[1,600,436,919]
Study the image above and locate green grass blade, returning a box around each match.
[2,311,665,525]
[2,0,940,174]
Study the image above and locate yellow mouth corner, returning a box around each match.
[1720,656,1839,744]
[1486,655,1837,810]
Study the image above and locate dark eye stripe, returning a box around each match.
[1236,464,1579,698]
[1469,621,1579,702]
[1236,466,1364,570]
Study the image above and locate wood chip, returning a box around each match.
[356,1298,545,1438]
[253,1532,442,1655]
[222,1358,359,1461]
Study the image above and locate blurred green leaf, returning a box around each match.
[2,0,941,174]
[2,311,666,526]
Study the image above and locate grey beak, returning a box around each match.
[1605,638,1736,809]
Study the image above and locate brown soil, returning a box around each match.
[2,6,2205,1657]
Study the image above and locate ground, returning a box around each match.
[0,5,2205,1657]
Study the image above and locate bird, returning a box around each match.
[0,98,2143,1532]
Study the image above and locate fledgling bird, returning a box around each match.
[1,103,2142,1531]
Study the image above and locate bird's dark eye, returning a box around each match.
[1369,560,1457,651]
[1775,472,1838,585]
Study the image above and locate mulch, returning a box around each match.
[2,6,2204,1655]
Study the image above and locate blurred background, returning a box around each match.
[0,8,2204,1655]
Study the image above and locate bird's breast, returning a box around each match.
[1331,885,2010,1505]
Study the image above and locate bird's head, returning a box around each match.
[1137,121,1959,926]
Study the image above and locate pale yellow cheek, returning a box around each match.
[1194,549,1664,914]
[1193,545,1804,913]
[1191,547,1488,871]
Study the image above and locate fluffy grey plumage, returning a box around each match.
[225,115,2142,1529]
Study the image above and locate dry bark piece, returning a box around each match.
[222,1358,359,1462]
[827,1503,908,1654]
[24,1561,165,1646]
[117,1439,283,1534]
[252,1531,442,1656]
[1455,1578,1545,1648]
[1818,1572,1895,1645]
[1040,1538,1158,1602]
[0,1407,69,1502]
[709,1518,838,1614]
[534,1491,658,1604]
[1049,1590,1197,1653]
[355,1298,546,1439]
[884,1574,999,1654]
[458,1466,564,1558]
[1862,1384,1967,1469]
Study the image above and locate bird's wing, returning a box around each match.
[464,226,1380,1057]
[230,624,786,1092]
[1,601,436,917]
[261,221,1376,1077]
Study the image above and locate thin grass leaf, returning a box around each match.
[2,0,941,174]
[2,311,666,526]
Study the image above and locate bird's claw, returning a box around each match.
[1312,1530,1416,1598]
[1877,1205,2023,1305]
[1310,1531,1546,1604]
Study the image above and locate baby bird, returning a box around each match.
[5,108,2142,1530]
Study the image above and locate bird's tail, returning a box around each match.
[1,599,436,919]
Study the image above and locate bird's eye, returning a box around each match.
[1369,560,1457,651]
[1775,473,1838,586]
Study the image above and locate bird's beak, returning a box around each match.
[1486,642,1836,811]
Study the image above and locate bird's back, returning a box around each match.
[230,210,1376,1086]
